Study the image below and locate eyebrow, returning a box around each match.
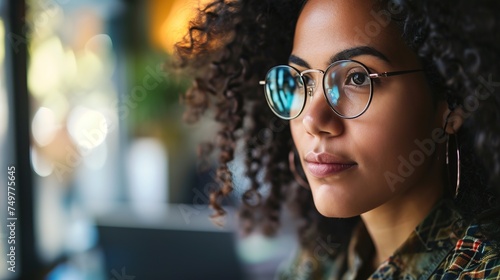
[289,46,391,68]
[289,55,311,68]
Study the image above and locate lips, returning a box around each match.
[304,152,356,178]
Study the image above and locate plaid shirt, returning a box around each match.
[277,199,500,279]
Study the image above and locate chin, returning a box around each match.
[312,196,366,218]
[310,184,383,218]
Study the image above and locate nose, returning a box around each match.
[300,80,344,137]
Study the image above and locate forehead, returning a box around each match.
[293,0,416,68]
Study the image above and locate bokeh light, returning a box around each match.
[152,0,212,53]
[67,106,108,151]
[31,147,54,177]
[32,107,60,147]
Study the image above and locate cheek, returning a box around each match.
[353,79,437,187]
[366,76,435,138]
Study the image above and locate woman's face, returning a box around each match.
[290,0,447,217]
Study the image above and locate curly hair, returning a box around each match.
[174,0,500,255]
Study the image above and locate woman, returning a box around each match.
[174,0,500,278]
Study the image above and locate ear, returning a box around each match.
[443,107,465,135]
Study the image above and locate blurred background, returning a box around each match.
[0,0,296,279]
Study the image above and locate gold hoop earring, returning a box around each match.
[446,133,460,198]
[288,149,309,189]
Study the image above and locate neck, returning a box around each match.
[361,175,444,266]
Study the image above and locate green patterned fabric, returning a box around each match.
[277,199,500,280]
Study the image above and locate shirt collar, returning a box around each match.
[347,199,464,279]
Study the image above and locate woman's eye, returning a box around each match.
[346,72,369,86]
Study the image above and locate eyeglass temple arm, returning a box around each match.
[260,69,423,84]
[369,69,423,78]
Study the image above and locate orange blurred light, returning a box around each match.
[149,0,211,54]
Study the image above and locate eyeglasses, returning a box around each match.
[259,60,423,119]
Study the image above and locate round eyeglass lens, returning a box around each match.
[324,61,372,118]
[264,66,306,119]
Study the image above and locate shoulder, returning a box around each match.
[434,224,500,279]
